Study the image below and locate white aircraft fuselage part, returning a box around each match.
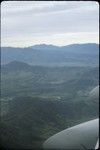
[43,118,99,149]
[89,85,99,100]
[95,139,99,149]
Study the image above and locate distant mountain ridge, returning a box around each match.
[29,44,59,50]
[1,43,99,66]
[29,43,98,50]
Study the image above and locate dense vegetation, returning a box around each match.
[0,60,99,149]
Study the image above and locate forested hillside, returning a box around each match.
[1,61,99,149]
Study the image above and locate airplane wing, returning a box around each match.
[43,118,99,149]
[43,86,99,149]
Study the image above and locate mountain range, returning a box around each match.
[1,43,99,66]
[1,43,99,149]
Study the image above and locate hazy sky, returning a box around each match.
[1,1,99,47]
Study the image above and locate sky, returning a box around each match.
[1,1,99,47]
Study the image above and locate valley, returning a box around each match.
[0,59,99,149]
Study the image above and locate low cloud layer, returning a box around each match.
[1,1,99,47]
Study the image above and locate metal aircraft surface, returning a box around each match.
[43,86,99,149]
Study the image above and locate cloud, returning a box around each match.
[1,1,99,47]
[1,32,99,47]
[1,1,98,16]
